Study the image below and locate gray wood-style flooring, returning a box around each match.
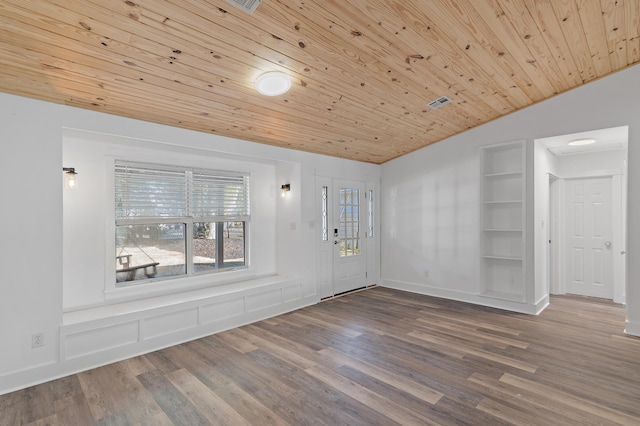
[2,287,639,425]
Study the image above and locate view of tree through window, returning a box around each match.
[115,161,249,285]
[193,221,245,273]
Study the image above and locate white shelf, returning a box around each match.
[483,255,522,261]
[480,140,526,303]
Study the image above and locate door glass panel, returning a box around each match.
[339,187,360,257]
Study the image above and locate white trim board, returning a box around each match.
[625,320,640,337]
[381,279,548,315]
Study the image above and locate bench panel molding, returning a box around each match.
[66,321,139,360]
[57,275,312,381]
[0,275,316,395]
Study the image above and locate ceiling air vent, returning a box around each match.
[427,95,452,109]
[224,0,262,14]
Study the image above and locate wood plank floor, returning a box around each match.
[2,287,639,425]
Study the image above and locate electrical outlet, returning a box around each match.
[31,333,44,348]
[424,270,430,278]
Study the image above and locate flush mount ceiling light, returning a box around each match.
[255,72,291,96]
[568,138,596,146]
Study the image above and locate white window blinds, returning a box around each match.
[115,161,250,220]
[192,170,250,220]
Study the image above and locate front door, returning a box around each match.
[332,179,366,295]
[565,177,613,299]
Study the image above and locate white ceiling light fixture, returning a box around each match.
[568,138,596,146]
[255,71,291,96]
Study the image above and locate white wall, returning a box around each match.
[381,138,480,298]
[0,92,380,394]
[0,96,63,386]
[555,149,627,178]
[381,64,640,329]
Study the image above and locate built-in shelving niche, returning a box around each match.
[480,141,526,302]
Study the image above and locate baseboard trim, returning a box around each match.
[624,319,640,337]
[534,294,550,315]
[381,279,541,315]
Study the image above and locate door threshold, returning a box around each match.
[321,284,377,301]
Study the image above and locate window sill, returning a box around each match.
[104,267,258,303]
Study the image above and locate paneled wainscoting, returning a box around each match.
[1,287,639,425]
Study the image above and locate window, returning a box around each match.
[115,161,249,285]
[338,187,360,256]
[321,186,328,241]
[367,189,374,238]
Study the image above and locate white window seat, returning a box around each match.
[62,274,303,329]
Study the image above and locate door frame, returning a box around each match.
[549,172,626,303]
[548,174,560,295]
[315,174,380,299]
[332,178,367,295]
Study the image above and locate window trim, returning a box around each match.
[108,158,253,295]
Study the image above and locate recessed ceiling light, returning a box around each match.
[568,138,596,146]
[255,72,291,96]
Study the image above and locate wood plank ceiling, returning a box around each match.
[0,0,638,164]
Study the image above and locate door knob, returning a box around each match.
[604,241,612,249]
[334,240,339,245]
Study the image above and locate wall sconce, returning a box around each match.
[63,167,78,189]
[281,183,291,197]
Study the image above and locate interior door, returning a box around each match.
[332,179,366,295]
[565,177,613,299]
